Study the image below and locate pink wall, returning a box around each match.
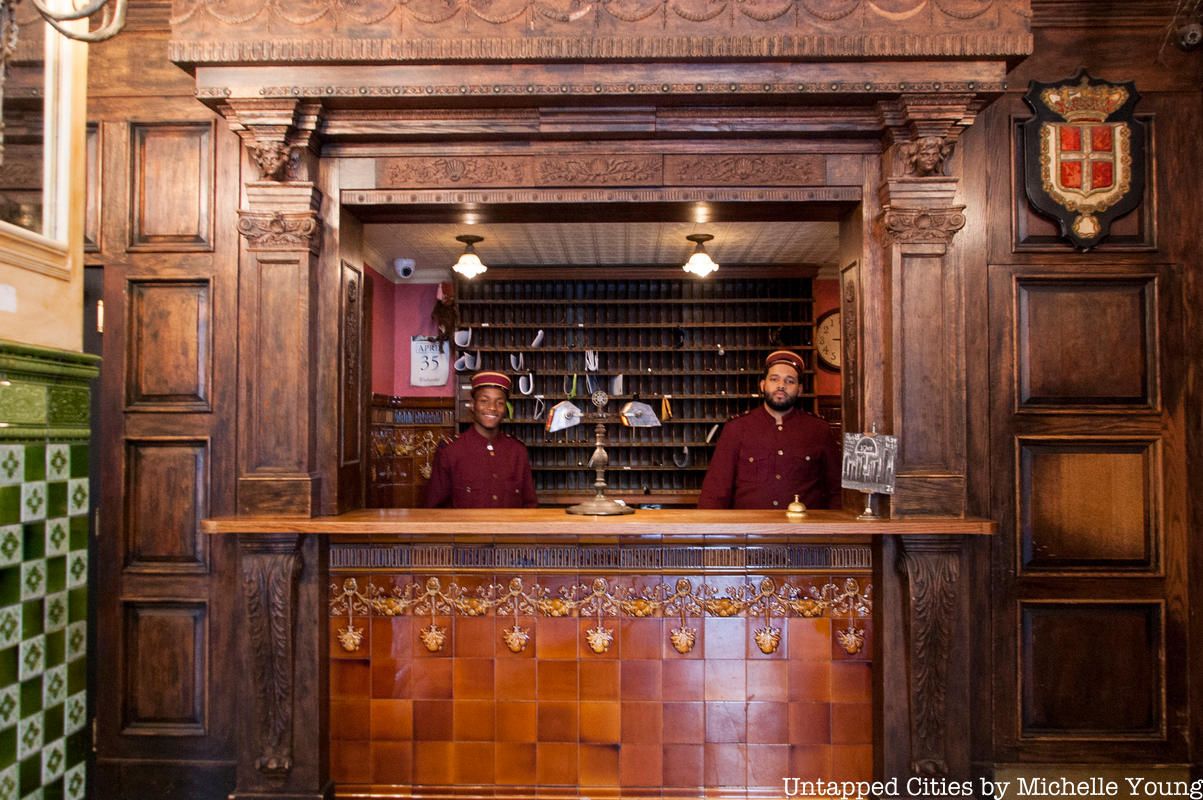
[813,278,842,397]
[367,268,396,396]
[393,283,454,397]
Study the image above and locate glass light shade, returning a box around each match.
[453,251,487,278]
[682,250,719,277]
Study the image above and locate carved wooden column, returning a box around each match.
[234,534,330,800]
[875,95,982,518]
[226,100,326,515]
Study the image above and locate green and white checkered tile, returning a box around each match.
[0,442,87,800]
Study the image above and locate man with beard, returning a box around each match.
[697,350,842,510]
[424,371,538,508]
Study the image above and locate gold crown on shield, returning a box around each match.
[1040,78,1129,123]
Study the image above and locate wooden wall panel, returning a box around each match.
[1020,602,1163,737]
[85,124,101,252]
[124,438,210,573]
[1016,277,1156,410]
[125,279,212,411]
[897,251,956,469]
[121,601,209,735]
[129,122,214,251]
[339,262,363,467]
[1010,116,1156,252]
[1018,439,1158,573]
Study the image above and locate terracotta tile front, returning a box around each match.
[413,699,454,740]
[330,698,371,740]
[830,702,873,745]
[538,659,580,700]
[620,701,664,744]
[579,743,621,786]
[702,618,746,660]
[331,739,372,783]
[580,659,621,700]
[704,702,747,743]
[662,659,704,701]
[703,743,747,787]
[495,742,537,785]
[830,660,872,702]
[746,660,788,702]
[747,744,790,788]
[369,698,413,741]
[580,701,621,743]
[537,742,580,785]
[661,744,704,787]
[662,702,704,744]
[746,702,788,744]
[537,701,579,741]
[370,741,413,784]
[454,657,496,699]
[410,658,453,699]
[371,657,412,699]
[413,741,456,784]
[496,658,537,700]
[788,701,832,745]
[332,659,371,698]
[454,699,496,740]
[621,660,662,700]
[704,660,746,702]
[496,700,538,742]
[454,741,497,784]
[619,743,663,787]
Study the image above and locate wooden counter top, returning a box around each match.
[201,507,995,537]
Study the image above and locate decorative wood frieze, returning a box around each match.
[664,154,825,185]
[898,536,961,777]
[343,186,860,206]
[379,157,528,187]
[537,156,662,185]
[239,536,303,777]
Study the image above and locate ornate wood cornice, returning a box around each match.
[237,181,323,252]
[239,536,302,778]
[898,536,962,777]
[221,99,323,181]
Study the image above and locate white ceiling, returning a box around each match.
[362,221,840,282]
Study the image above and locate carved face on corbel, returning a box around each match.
[905,136,953,177]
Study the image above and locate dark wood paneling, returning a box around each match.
[125,279,213,411]
[85,124,101,252]
[124,438,210,573]
[897,251,956,469]
[339,262,363,467]
[129,122,214,251]
[1018,439,1158,573]
[1016,276,1157,410]
[1020,602,1163,737]
[122,601,209,735]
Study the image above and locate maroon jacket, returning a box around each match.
[424,427,538,508]
[697,406,842,510]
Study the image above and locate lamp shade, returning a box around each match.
[682,234,718,277]
[453,235,487,278]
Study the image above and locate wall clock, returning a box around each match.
[815,309,842,372]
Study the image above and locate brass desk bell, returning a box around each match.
[786,494,807,520]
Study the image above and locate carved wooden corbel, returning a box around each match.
[239,535,303,778]
[882,206,967,245]
[897,536,961,777]
[221,98,322,182]
[237,209,322,251]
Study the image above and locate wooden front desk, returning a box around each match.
[202,510,994,800]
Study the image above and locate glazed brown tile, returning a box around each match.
[330,739,372,783]
[536,742,579,785]
[832,619,873,661]
[620,701,664,744]
[619,743,663,787]
[413,741,456,784]
[702,743,747,787]
[661,702,704,744]
[535,618,580,660]
[830,660,872,702]
[661,659,704,702]
[494,742,537,785]
[371,657,412,700]
[830,702,872,745]
[620,660,662,700]
[701,618,746,660]
[455,616,497,659]
[746,701,789,744]
[580,743,621,786]
[537,701,579,741]
[704,701,747,743]
[330,698,371,740]
[537,660,580,700]
[372,617,412,661]
[370,740,413,784]
[620,618,663,660]
[661,743,704,787]
[662,619,703,660]
[411,658,453,699]
[413,615,454,659]
[831,744,874,780]
[454,658,496,700]
[746,660,788,702]
[789,744,832,781]
[746,622,787,660]
[787,618,831,661]
[787,660,831,702]
[496,701,538,742]
[747,744,790,788]
[579,617,620,660]
[454,699,497,741]
[496,658,537,700]
[580,701,621,744]
[580,659,621,700]
[703,660,745,702]
[369,698,414,741]
[413,699,454,741]
[331,659,371,698]
[330,617,369,660]
[454,741,497,784]
[788,701,832,745]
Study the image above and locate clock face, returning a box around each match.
[815,310,842,371]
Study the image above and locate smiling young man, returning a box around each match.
[424,371,538,508]
[697,350,842,510]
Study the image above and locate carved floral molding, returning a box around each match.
[882,206,967,244]
[330,574,872,656]
[236,210,322,251]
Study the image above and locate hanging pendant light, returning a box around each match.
[452,234,487,279]
[682,233,719,277]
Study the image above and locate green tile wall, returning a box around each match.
[0,342,98,800]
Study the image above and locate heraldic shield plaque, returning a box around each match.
[1022,70,1147,250]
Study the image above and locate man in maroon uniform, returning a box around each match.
[424,371,538,508]
[697,350,842,510]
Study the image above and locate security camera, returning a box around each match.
[1178,22,1202,50]
[393,258,416,279]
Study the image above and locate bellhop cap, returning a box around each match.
[765,349,804,375]
[471,371,512,393]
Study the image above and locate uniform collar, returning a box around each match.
[759,405,798,424]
